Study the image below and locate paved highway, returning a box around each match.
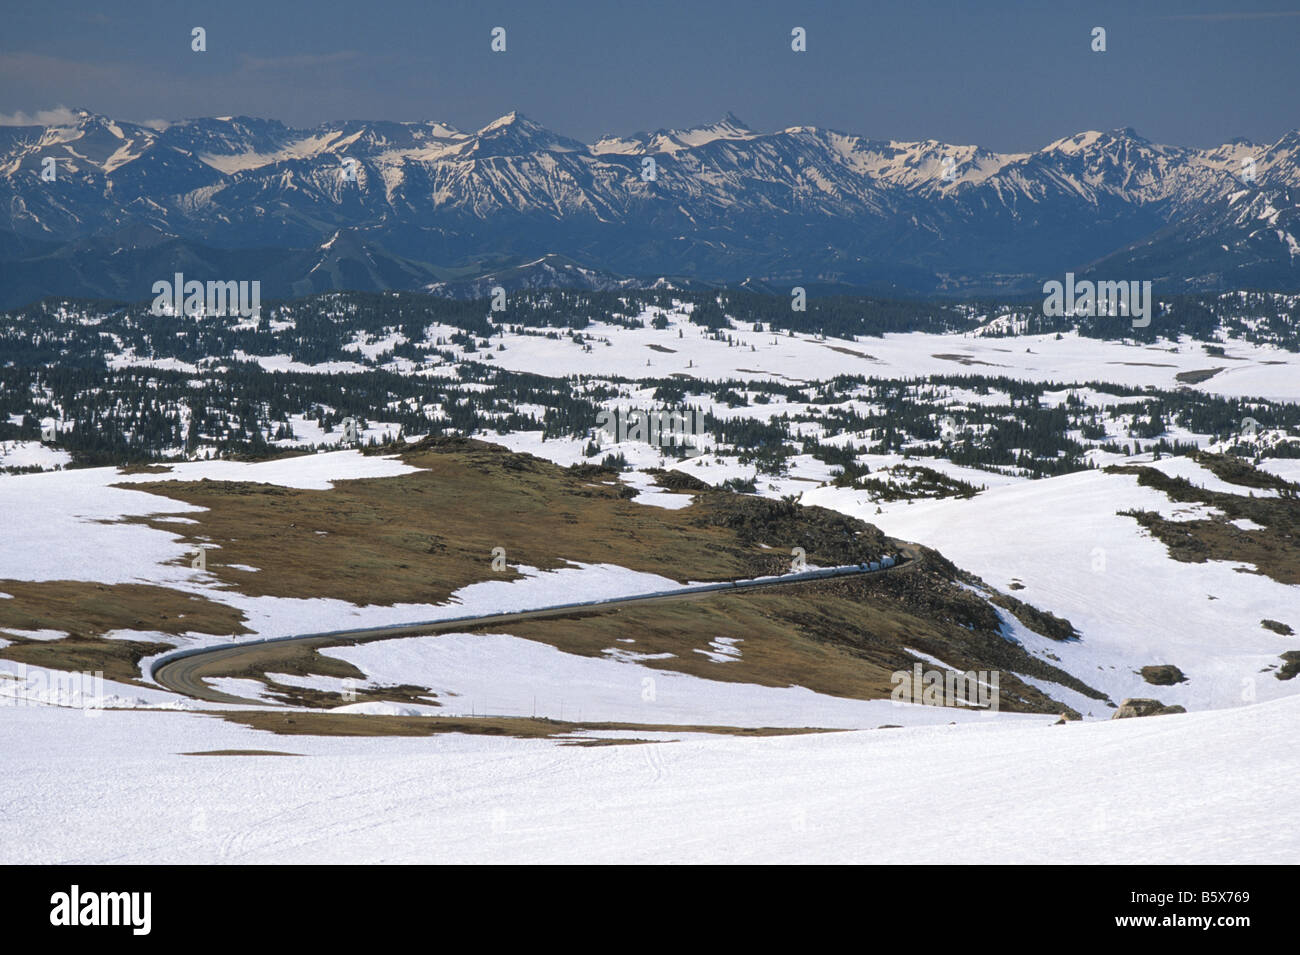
[151,553,916,704]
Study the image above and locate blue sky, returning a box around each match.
[3,0,1298,149]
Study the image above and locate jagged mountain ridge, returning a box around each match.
[1,108,1298,306]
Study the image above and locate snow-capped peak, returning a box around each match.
[593,113,758,155]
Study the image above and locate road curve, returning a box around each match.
[152,553,917,705]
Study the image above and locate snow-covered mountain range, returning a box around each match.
[2,109,1299,306]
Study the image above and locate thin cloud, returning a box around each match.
[0,106,82,126]
[1155,10,1300,20]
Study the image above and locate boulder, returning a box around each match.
[1140,664,1187,686]
[1112,698,1187,719]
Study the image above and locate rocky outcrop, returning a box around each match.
[1277,651,1300,681]
[1112,698,1187,719]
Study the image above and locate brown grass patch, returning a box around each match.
[182,749,303,756]
[821,344,879,361]
[932,353,1002,367]
[112,437,896,608]
[495,570,1097,715]
[261,679,438,709]
[1174,367,1224,384]
[0,579,250,683]
[213,709,839,739]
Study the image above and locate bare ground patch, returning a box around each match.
[182,749,303,756]
[114,437,895,609]
[213,710,841,740]
[0,580,249,683]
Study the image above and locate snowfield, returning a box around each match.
[0,448,421,586]
[94,305,1300,405]
[810,462,1300,714]
[317,631,1024,729]
[2,345,1297,865]
[0,440,72,471]
[1,694,1293,864]
[467,312,1300,403]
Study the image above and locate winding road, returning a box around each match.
[151,553,917,705]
